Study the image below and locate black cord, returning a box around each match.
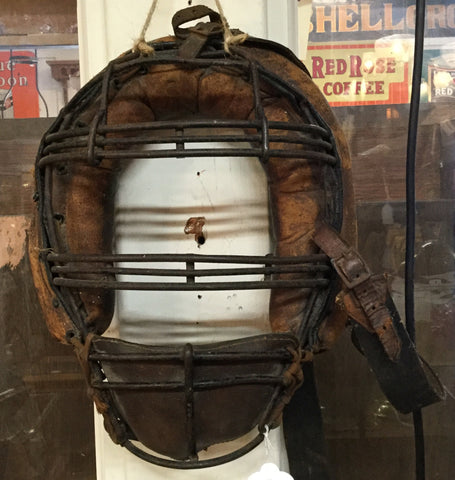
[405,0,426,479]
[34,49,49,117]
[1,49,15,119]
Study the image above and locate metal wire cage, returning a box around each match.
[35,35,343,339]
[33,29,344,467]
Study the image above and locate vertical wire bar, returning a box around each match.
[88,61,113,166]
[43,168,89,337]
[187,261,195,283]
[183,343,197,459]
[250,61,270,164]
[176,127,184,151]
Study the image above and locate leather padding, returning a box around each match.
[87,333,302,459]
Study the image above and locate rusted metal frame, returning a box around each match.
[44,120,331,143]
[100,120,330,137]
[254,64,342,186]
[250,59,270,164]
[111,55,248,74]
[57,66,105,129]
[39,148,337,164]
[35,33,344,344]
[34,126,87,338]
[257,373,290,434]
[47,252,328,264]
[245,61,345,349]
[183,343,197,459]
[41,133,334,156]
[34,35,348,471]
[41,168,89,337]
[185,260,195,284]
[89,351,294,363]
[91,375,287,391]
[94,46,307,468]
[105,133,331,149]
[38,148,338,168]
[296,162,343,346]
[124,433,264,469]
[42,168,58,252]
[87,61,114,167]
[88,355,137,444]
[295,134,343,345]
[37,54,339,171]
[52,277,329,291]
[51,263,331,276]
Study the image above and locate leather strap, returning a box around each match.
[313,222,401,361]
[313,222,445,413]
[352,297,445,413]
[172,5,223,59]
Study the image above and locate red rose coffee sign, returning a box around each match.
[0,51,40,118]
[307,43,410,106]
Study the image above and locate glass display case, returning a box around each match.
[0,2,93,479]
[302,0,455,478]
[0,1,453,479]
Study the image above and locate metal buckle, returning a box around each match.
[331,249,371,289]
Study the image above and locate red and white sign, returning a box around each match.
[307,43,411,106]
[0,50,40,118]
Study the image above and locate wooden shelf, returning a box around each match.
[0,33,78,47]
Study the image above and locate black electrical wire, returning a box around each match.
[405,0,426,479]
[1,49,15,119]
[34,49,49,118]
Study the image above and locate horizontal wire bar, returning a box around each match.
[88,351,295,363]
[47,252,329,264]
[51,264,331,277]
[44,120,330,146]
[38,147,337,167]
[91,374,286,391]
[42,133,333,156]
[111,55,250,72]
[52,277,329,291]
[123,434,264,469]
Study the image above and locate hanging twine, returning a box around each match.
[214,0,249,53]
[133,0,248,55]
[132,0,158,55]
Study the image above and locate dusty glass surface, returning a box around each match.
[1,1,454,479]
[0,119,95,479]
[0,0,79,118]
[0,1,95,479]
[304,0,455,478]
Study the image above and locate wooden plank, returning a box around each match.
[0,33,78,46]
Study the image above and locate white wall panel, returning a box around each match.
[78,0,297,84]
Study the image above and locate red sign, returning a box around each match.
[0,51,40,118]
[307,42,410,106]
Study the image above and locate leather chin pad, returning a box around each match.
[87,333,303,460]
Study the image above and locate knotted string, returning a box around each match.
[132,0,158,55]
[214,0,249,52]
[133,0,248,55]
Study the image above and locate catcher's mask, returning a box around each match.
[30,6,356,469]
